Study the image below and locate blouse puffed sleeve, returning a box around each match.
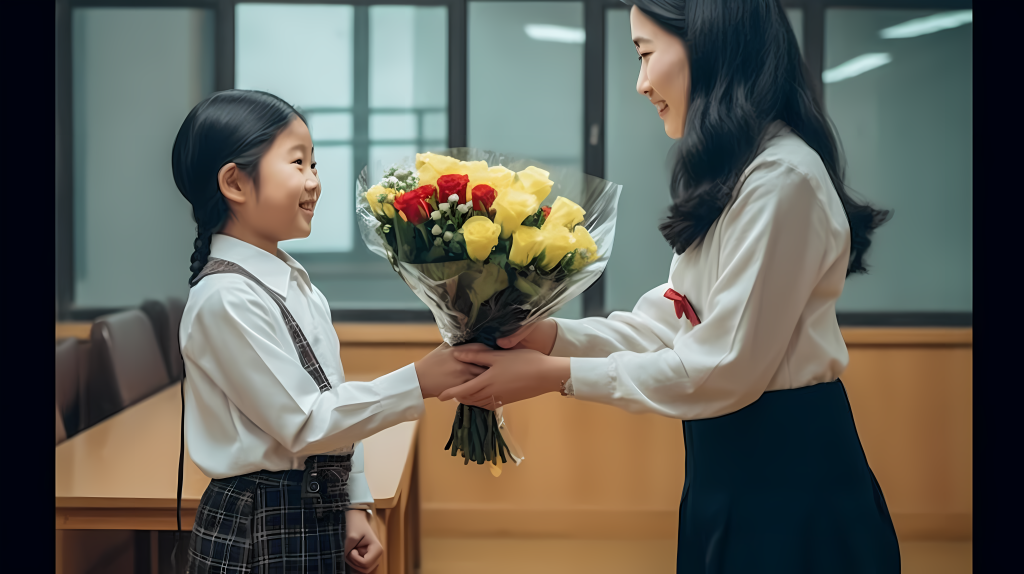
[185,283,424,456]
[549,282,680,358]
[565,161,838,420]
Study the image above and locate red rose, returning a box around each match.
[436,174,470,204]
[394,185,435,224]
[471,184,497,213]
[541,206,551,218]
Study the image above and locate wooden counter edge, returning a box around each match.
[59,322,972,346]
[371,420,419,510]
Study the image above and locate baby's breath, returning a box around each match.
[378,165,421,193]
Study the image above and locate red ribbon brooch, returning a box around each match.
[664,288,701,326]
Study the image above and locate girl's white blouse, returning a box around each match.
[552,124,852,420]
[180,234,425,505]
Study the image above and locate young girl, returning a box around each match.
[172,89,481,573]
[443,1,900,572]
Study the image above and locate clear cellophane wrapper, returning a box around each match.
[356,147,622,475]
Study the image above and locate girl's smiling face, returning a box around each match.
[218,116,321,253]
[631,6,691,139]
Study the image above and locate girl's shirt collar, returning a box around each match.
[208,234,310,298]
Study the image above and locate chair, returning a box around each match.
[140,297,186,382]
[55,337,82,438]
[83,309,170,428]
[56,403,67,445]
[166,297,185,381]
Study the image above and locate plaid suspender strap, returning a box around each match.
[192,257,333,393]
[173,257,334,562]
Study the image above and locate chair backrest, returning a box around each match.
[140,297,186,382]
[166,297,185,381]
[84,309,170,427]
[55,337,81,438]
[56,403,67,446]
[140,299,171,380]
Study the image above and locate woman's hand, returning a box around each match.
[345,509,383,573]
[415,343,487,399]
[496,318,558,354]
[437,344,571,408]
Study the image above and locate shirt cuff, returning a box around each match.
[375,363,425,423]
[346,471,374,506]
[569,357,614,404]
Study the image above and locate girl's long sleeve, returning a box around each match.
[183,278,424,478]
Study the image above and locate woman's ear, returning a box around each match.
[218,163,249,206]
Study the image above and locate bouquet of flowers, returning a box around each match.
[356,148,621,476]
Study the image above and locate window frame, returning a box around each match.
[55,0,972,326]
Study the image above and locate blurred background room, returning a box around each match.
[55,1,972,573]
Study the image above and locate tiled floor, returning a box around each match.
[420,538,972,574]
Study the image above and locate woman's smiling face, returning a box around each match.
[631,6,691,139]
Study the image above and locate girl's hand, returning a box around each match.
[496,318,558,354]
[345,509,383,573]
[415,343,487,399]
[438,345,571,408]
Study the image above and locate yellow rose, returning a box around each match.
[456,160,489,177]
[572,226,598,262]
[543,196,586,231]
[366,185,399,217]
[468,165,515,199]
[538,226,577,271]
[510,166,553,204]
[492,190,541,238]
[365,185,387,215]
[415,152,458,189]
[417,164,441,189]
[508,226,545,267]
[416,154,490,190]
[415,152,460,173]
[462,216,502,261]
[563,226,599,273]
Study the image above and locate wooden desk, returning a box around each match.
[55,382,420,574]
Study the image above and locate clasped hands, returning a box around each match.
[414,319,570,409]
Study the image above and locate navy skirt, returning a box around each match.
[677,380,900,573]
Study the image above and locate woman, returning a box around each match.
[441,0,899,571]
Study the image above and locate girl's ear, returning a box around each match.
[218,163,248,206]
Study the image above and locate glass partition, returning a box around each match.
[468,1,585,319]
[235,3,450,312]
[72,7,214,308]
[825,9,972,312]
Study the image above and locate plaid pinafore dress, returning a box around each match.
[182,258,353,574]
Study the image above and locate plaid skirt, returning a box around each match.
[186,454,353,574]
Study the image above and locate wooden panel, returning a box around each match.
[56,322,92,341]
[841,328,972,346]
[416,334,973,541]
[335,323,443,344]
[842,345,973,530]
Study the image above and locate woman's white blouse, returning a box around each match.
[552,124,851,420]
[180,234,425,505]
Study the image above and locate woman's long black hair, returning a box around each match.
[171,89,306,284]
[624,0,889,275]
